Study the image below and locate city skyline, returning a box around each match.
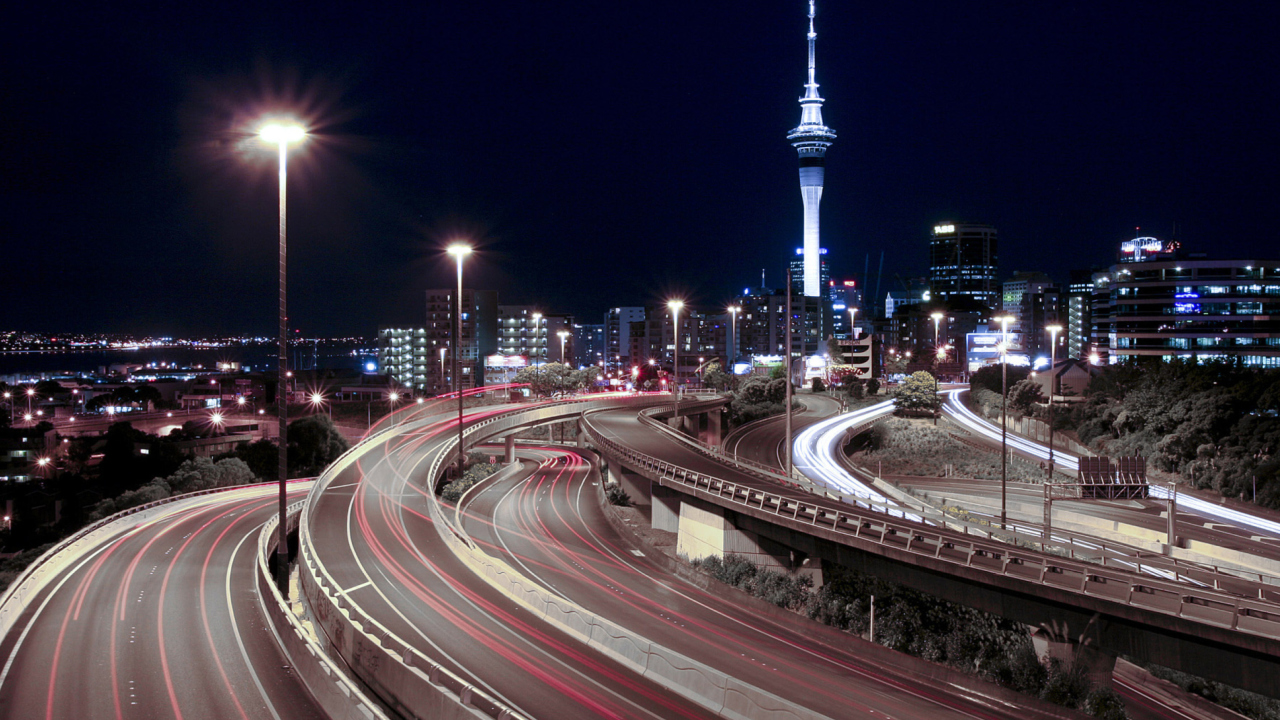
[4,3,1279,336]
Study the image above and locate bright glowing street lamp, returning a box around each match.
[557,329,570,366]
[668,300,684,419]
[1046,324,1063,481]
[448,243,473,480]
[259,119,306,588]
[849,306,859,339]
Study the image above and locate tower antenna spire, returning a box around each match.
[787,0,836,299]
[806,0,818,98]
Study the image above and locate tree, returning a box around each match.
[893,371,941,414]
[132,384,162,412]
[884,354,910,376]
[1006,378,1044,416]
[514,362,575,396]
[288,414,350,477]
[826,336,846,365]
[569,366,600,392]
[222,438,279,480]
[702,362,735,392]
[866,378,880,396]
[34,380,64,398]
[970,364,1032,396]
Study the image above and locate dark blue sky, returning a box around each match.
[4,2,1278,336]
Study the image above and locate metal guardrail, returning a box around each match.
[581,416,1280,640]
[641,400,1280,600]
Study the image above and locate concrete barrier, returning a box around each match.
[256,504,389,720]
[429,434,831,720]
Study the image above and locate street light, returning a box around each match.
[557,329,570,366]
[448,243,472,480]
[728,305,741,365]
[933,344,949,426]
[1045,324,1063,481]
[260,119,305,588]
[668,300,684,420]
[849,306,859,339]
[210,411,225,436]
[996,314,1015,528]
[439,347,448,393]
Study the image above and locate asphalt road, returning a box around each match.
[0,483,323,720]
[456,442,1072,720]
[723,393,843,471]
[304,406,719,719]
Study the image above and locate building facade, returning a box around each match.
[929,223,999,308]
[1098,255,1280,367]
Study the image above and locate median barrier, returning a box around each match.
[257,503,389,720]
[427,408,832,720]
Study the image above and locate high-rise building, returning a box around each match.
[829,280,862,338]
[787,0,836,298]
[929,223,999,308]
[788,247,830,292]
[605,307,645,369]
[574,323,605,368]
[377,288,497,394]
[1093,239,1280,367]
[1001,271,1054,324]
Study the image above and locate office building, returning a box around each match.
[929,223,999,307]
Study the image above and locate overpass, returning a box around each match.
[583,399,1280,697]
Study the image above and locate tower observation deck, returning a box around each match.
[787,0,836,298]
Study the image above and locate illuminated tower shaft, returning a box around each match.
[787,0,836,298]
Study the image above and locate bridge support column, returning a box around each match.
[608,459,651,507]
[651,483,681,532]
[701,410,723,447]
[676,497,822,585]
[504,435,516,465]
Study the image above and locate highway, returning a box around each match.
[723,393,843,470]
[303,405,719,719]
[0,483,323,720]
[935,389,1280,567]
[454,440,1083,720]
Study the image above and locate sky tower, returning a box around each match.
[787,0,836,298]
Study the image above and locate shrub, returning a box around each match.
[606,484,631,507]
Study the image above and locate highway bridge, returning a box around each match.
[2,390,1275,719]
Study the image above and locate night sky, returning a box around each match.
[5,2,1278,337]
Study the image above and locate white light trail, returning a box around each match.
[941,389,1280,540]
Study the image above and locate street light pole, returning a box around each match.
[260,120,305,590]
[998,314,1014,529]
[448,244,472,480]
[668,300,684,422]
[1046,324,1063,481]
[785,270,794,478]
[558,330,570,366]
[931,312,944,425]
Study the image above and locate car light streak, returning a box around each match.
[941,390,1280,539]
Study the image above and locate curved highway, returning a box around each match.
[0,482,323,720]
[455,441,1070,720]
[304,404,717,719]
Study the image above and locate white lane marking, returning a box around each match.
[0,527,141,688]
[380,439,672,720]
[227,530,284,720]
[341,580,372,596]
